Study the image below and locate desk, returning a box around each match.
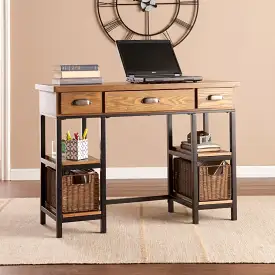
[35,80,240,238]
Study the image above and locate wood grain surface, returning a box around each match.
[1,264,275,275]
[1,178,274,198]
[45,155,100,166]
[35,80,240,93]
[105,90,195,113]
[197,88,233,109]
[60,92,102,115]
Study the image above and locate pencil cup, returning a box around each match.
[65,139,88,160]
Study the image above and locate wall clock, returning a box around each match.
[96,0,199,47]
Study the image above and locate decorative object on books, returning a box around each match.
[95,0,199,47]
[187,130,211,144]
[52,64,103,85]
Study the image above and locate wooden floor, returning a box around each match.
[0,178,275,275]
[1,264,275,275]
[1,178,275,198]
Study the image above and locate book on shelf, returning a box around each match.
[52,77,103,85]
[177,141,231,156]
[181,141,221,152]
[53,64,99,71]
[53,70,101,79]
[176,146,231,157]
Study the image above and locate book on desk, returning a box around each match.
[52,64,103,85]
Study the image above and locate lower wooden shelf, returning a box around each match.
[63,211,101,218]
[41,204,102,223]
[199,200,232,205]
[172,192,233,210]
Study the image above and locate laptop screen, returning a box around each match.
[116,40,182,76]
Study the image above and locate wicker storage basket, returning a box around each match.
[173,157,231,201]
[45,167,99,213]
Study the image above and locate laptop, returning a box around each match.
[116,40,203,84]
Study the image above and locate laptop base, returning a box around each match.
[126,75,203,84]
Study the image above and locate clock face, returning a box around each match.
[96,0,199,47]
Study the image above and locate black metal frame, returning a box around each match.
[230,112,237,220]
[100,116,107,233]
[167,114,174,213]
[39,115,107,238]
[191,113,199,224]
[95,0,199,47]
[40,115,46,225]
[168,111,237,223]
[39,108,237,238]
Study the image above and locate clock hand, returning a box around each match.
[146,0,157,8]
[134,0,157,8]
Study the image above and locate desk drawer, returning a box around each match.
[105,90,195,113]
[60,92,102,115]
[197,88,233,109]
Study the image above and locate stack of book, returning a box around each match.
[52,64,103,85]
[181,141,220,152]
[177,141,231,156]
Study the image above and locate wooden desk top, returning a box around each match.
[35,80,240,117]
[35,80,240,93]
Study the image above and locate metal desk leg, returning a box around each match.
[56,118,63,238]
[100,117,107,233]
[191,113,199,224]
[203,113,209,133]
[230,111,237,220]
[40,115,46,225]
[82,118,87,134]
[167,114,174,213]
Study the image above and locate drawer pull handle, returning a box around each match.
[72,99,92,106]
[208,95,223,101]
[141,97,160,104]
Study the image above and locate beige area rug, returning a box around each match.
[0,197,275,265]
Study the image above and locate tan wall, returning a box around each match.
[10,0,275,169]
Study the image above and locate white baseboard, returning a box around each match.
[10,169,39,181]
[237,166,275,178]
[10,166,275,180]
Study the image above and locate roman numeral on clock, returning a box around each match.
[144,12,151,40]
[175,18,191,29]
[104,18,122,32]
[98,1,115,7]
[124,31,134,40]
[163,31,171,41]
[180,0,198,5]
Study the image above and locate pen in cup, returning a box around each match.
[66,131,72,140]
[83,128,88,139]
